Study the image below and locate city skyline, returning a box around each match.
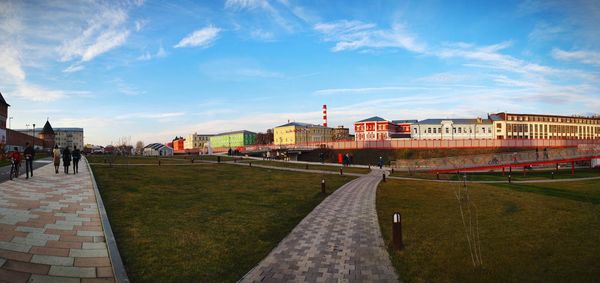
[1,0,600,145]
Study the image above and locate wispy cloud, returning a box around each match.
[200,58,283,80]
[552,48,600,66]
[59,5,131,63]
[137,46,167,61]
[314,20,425,53]
[174,26,221,48]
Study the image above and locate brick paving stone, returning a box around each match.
[28,274,80,283]
[240,169,399,283]
[2,260,50,275]
[49,266,95,278]
[31,255,75,266]
[0,161,115,281]
[30,246,70,257]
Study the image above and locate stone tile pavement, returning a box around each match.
[240,169,398,283]
[0,161,115,283]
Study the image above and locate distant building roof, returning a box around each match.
[392,119,418,124]
[417,118,492,125]
[40,120,55,135]
[214,130,256,136]
[54,128,84,132]
[357,116,387,122]
[275,122,325,128]
[0,91,9,106]
[144,143,172,150]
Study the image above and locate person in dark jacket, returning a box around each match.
[23,142,35,179]
[72,146,81,174]
[62,146,72,174]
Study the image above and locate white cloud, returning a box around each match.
[174,26,221,48]
[552,48,600,66]
[0,46,26,81]
[59,6,131,63]
[250,29,275,40]
[14,83,67,102]
[137,46,167,61]
[63,63,85,73]
[200,58,283,80]
[225,0,270,10]
[314,20,425,53]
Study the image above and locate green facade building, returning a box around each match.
[209,130,257,148]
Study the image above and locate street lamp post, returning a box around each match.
[32,123,35,148]
[9,117,12,129]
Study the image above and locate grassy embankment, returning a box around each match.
[91,162,354,282]
[390,167,600,181]
[377,178,600,282]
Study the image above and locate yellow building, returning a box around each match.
[274,122,333,145]
[489,112,600,139]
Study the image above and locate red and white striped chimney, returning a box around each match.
[322,104,327,127]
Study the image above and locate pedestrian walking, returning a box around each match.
[9,147,22,179]
[52,145,61,174]
[378,156,384,169]
[24,142,35,179]
[62,146,72,174]
[72,146,81,174]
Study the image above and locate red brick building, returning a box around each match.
[354,116,416,141]
[1,91,53,150]
[172,136,185,151]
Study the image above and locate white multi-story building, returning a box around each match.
[489,112,600,139]
[412,118,494,140]
[184,133,213,149]
[16,127,84,149]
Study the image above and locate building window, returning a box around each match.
[446,128,449,134]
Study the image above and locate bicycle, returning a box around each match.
[9,158,20,180]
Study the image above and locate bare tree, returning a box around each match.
[135,141,144,155]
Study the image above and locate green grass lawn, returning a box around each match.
[377,178,600,282]
[91,163,354,283]
[86,155,190,165]
[390,168,600,181]
[235,159,371,174]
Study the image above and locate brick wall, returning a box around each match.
[6,129,47,149]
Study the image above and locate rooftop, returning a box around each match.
[356,116,387,122]
[214,130,257,136]
[0,91,9,106]
[275,122,325,128]
[417,118,492,125]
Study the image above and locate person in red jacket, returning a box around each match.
[10,147,22,178]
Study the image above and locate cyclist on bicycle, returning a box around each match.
[9,147,23,179]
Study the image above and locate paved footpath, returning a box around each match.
[240,169,398,283]
[0,161,115,282]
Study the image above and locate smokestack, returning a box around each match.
[322,104,327,127]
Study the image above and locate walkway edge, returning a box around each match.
[85,157,130,283]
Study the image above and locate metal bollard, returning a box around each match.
[392,212,403,250]
[436,172,440,180]
[508,174,511,183]
[217,156,221,163]
[382,173,386,182]
[191,158,194,163]
[305,164,309,170]
[551,171,554,179]
[158,160,161,166]
[249,162,252,167]
[321,179,326,194]
[340,168,343,175]
[391,168,394,174]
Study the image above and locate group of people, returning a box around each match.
[7,142,36,179]
[52,145,82,174]
[6,143,82,178]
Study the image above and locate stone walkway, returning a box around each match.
[240,169,398,283]
[0,162,115,282]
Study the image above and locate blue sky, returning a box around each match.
[1,0,599,145]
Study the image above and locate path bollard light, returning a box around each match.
[391,168,394,174]
[508,174,512,183]
[191,158,194,163]
[340,168,343,175]
[436,172,440,180]
[249,162,252,167]
[158,160,161,166]
[321,179,326,194]
[392,212,404,250]
[551,171,555,179]
[217,156,221,163]
[382,172,386,182]
[305,164,309,170]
